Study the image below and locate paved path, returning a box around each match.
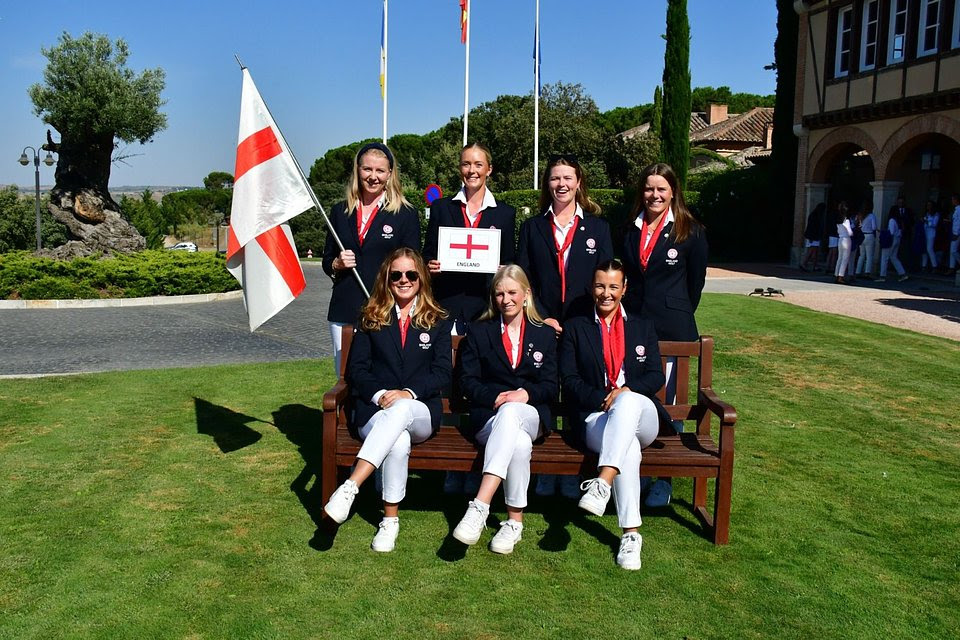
[0,262,956,377]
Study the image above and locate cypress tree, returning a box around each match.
[661,0,691,187]
[771,0,799,259]
[651,85,663,138]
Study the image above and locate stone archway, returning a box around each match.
[879,114,960,180]
[808,126,881,183]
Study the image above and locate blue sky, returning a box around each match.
[0,1,779,188]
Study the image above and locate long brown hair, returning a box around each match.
[478,264,544,324]
[538,155,601,215]
[359,248,447,332]
[631,162,701,244]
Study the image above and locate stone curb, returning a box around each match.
[0,289,243,310]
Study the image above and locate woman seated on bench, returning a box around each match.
[558,259,671,570]
[452,265,558,554]
[323,248,452,553]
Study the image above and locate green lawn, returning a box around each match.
[1,293,958,639]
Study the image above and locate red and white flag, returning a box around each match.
[226,68,314,331]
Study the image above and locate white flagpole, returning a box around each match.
[533,0,540,190]
[382,0,388,144]
[463,0,471,146]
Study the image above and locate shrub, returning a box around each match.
[0,250,240,300]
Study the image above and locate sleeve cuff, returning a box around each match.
[371,389,387,405]
[402,388,418,400]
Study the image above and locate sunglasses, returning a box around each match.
[389,270,420,283]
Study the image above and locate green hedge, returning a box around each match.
[0,251,240,300]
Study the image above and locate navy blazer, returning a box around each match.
[423,196,516,326]
[457,318,558,439]
[621,220,708,341]
[516,213,613,323]
[322,201,421,323]
[346,318,453,436]
[558,312,671,437]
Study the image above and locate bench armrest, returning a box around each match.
[322,381,349,413]
[699,387,738,427]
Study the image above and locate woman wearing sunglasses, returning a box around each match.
[451,265,558,554]
[322,142,421,375]
[621,163,707,508]
[323,248,451,552]
[423,142,516,334]
[559,260,671,570]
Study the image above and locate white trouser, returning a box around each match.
[922,231,938,268]
[950,238,960,269]
[584,391,660,529]
[474,402,542,509]
[856,234,876,274]
[357,399,433,504]
[880,237,905,277]
[835,237,852,277]
[663,356,682,432]
[330,322,348,377]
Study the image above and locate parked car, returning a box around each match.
[169,242,198,252]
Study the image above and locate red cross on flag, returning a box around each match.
[226,68,314,331]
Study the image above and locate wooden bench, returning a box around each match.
[321,327,738,544]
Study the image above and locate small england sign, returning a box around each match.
[437,226,501,273]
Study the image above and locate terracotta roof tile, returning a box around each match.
[690,107,774,144]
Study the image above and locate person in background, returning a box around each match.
[878,208,909,283]
[559,260,671,570]
[322,143,420,376]
[824,201,846,274]
[452,265,558,553]
[921,200,940,273]
[800,203,825,272]
[835,206,854,285]
[323,248,452,553]
[948,193,960,276]
[855,203,878,279]
[934,198,951,273]
[620,162,707,507]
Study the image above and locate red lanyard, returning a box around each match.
[357,202,380,246]
[501,315,526,369]
[639,211,669,270]
[600,309,625,390]
[460,202,482,228]
[552,215,577,303]
[398,313,409,348]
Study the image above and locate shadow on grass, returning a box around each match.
[271,403,337,550]
[194,397,264,453]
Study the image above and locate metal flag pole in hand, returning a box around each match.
[233,56,370,299]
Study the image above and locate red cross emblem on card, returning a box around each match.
[449,234,489,259]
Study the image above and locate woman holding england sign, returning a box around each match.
[621,163,708,508]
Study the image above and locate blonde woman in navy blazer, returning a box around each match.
[322,142,421,374]
[621,162,707,507]
[517,154,613,333]
[451,265,558,554]
[423,143,517,333]
[559,260,670,570]
[323,248,452,553]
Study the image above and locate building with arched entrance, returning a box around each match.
[792,0,960,270]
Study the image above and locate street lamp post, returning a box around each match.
[18,146,55,251]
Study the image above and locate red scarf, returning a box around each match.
[638,211,669,270]
[501,315,526,369]
[398,313,410,348]
[600,308,625,390]
[460,202,482,228]
[357,202,380,246]
[552,215,577,303]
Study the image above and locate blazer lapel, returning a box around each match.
[647,221,674,267]
[389,318,404,357]
[348,206,362,247]
[491,321,512,370]
[534,214,556,258]
[586,321,606,381]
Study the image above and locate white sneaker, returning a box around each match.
[371,517,399,553]
[644,479,672,507]
[324,479,359,523]
[616,532,642,570]
[558,474,581,499]
[489,519,523,554]
[534,474,557,496]
[453,500,489,545]
[578,478,612,516]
